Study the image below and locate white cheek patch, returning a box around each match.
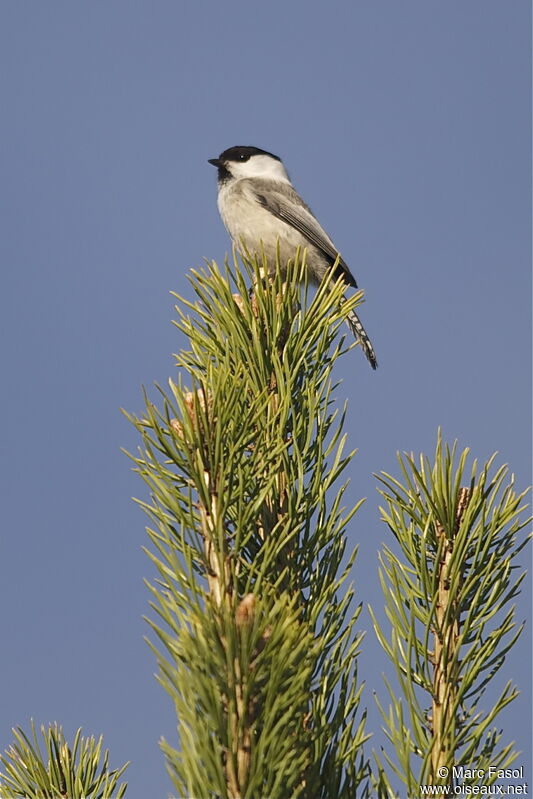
[230,155,290,182]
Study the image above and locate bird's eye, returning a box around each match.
[238,153,250,162]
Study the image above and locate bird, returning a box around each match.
[208,145,377,369]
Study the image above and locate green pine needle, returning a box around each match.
[127,251,370,798]
[0,722,128,799]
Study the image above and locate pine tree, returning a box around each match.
[371,435,530,796]
[0,723,127,799]
[1,254,528,799]
[127,253,370,798]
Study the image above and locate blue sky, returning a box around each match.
[1,2,530,797]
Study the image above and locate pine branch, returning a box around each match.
[370,431,530,796]
[127,251,370,798]
[431,485,470,778]
[0,723,128,799]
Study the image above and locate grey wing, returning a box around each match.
[250,180,357,288]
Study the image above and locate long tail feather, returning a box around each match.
[346,308,378,370]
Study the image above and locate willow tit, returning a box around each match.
[208,145,377,369]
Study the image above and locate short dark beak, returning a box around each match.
[208,158,221,167]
